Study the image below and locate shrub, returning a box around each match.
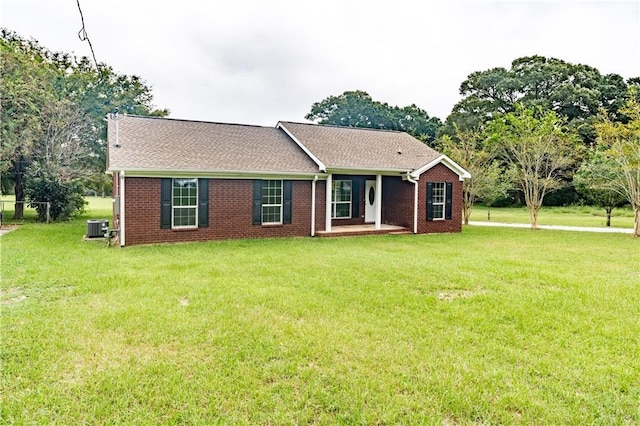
[24,165,86,221]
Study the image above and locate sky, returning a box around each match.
[2,0,639,126]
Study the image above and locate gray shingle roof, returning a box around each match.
[107,115,319,174]
[278,121,441,171]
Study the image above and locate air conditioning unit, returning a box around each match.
[86,219,109,238]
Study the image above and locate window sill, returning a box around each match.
[262,223,284,228]
[171,227,198,232]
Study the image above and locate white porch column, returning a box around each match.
[325,174,332,232]
[311,177,317,236]
[375,174,382,230]
[119,170,125,247]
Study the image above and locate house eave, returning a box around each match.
[410,155,472,181]
[106,168,327,180]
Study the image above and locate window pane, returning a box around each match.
[173,207,196,227]
[334,202,350,218]
[431,182,446,219]
[432,205,444,219]
[172,178,198,227]
[332,180,352,218]
[262,180,282,205]
[262,205,281,224]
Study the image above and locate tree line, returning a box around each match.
[307,56,640,236]
[1,29,167,221]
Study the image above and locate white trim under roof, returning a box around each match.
[410,155,471,181]
[276,122,326,172]
[326,166,410,175]
[106,168,327,180]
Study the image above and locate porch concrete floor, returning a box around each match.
[316,224,411,236]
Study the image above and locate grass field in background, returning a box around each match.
[469,203,635,228]
[1,198,638,424]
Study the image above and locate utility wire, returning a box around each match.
[76,0,99,70]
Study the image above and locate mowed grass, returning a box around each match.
[1,199,639,424]
[470,203,635,228]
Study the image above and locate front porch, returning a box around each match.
[316,223,411,237]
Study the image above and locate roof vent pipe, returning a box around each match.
[114,108,120,148]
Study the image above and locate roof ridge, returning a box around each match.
[280,120,407,134]
[122,114,275,130]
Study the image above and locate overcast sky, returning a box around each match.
[2,0,639,126]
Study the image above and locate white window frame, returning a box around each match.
[332,179,352,219]
[172,178,198,228]
[261,179,283,225]
[432,182,446,220]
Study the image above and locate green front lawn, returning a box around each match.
[1,202,639,424]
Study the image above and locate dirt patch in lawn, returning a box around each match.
[0,224,19,237]
[1,287,27,305]
[437,289,484,301]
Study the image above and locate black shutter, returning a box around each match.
[253,180,262,225]
[445,182,453,220]
[283,180,292,224]
[351,179,359,219]
[198,178,209,228]
[426,182,434,221]
[161,178,172,229]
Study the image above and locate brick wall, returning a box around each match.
[383,176,414,229]
[123,177,324,246]
[417,163,463,234]
[119,167,463,246]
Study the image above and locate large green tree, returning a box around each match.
[0,29,168,219]
[306,90,441,144]
[1,31,56,218]
[486,106,582,229]
[443,56,636,146]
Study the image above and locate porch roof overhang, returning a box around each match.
[324,166,410,176]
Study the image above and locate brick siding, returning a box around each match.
[123,178,326,246]
[417,163,463,233]
[119,166,462,246]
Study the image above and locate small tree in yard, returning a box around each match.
[594,92,640,236]
[23,100,91,221]
[477,161,515,221]
[573,151,628,226]
[487,106,581,229]
[439,126,491,224]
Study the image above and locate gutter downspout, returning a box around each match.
[406,174,418,234]
[311,175,318,237]
[119,170,125,246]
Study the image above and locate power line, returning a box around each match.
[76,0,99,69]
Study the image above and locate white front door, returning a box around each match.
[365,180,376,223]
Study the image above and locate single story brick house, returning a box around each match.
[106,115,470,246]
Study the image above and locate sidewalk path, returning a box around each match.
[468,221,634,234]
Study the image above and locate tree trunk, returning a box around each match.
[12,159,25,220]
[529,207,539,230]
[605,207,612,227]
[634,206,639,238]
[487,206,491,221]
